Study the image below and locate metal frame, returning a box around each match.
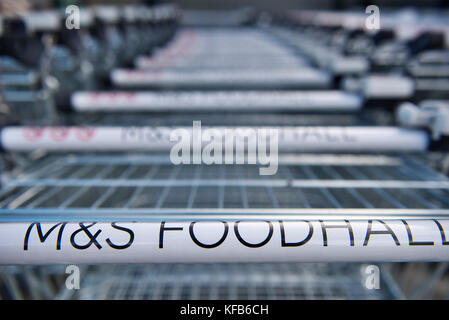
[1,153,449,222]
[2,14,449,300]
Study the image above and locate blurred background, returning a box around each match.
[1,0,448,11]
[1,0,449,301]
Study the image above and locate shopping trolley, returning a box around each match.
[2,6,449,301]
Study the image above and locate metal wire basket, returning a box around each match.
[2,9,449,301]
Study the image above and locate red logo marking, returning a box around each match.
[49,127,70,142]
[23,127,44,141]
[74,127,97,141]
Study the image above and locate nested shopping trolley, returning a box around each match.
[1,151,449,299]
[2,6,449,300]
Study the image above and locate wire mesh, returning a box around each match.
[74,263,393,300]
[0,263,399,300]
[0,263,397,300]
[1,153,448,221]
